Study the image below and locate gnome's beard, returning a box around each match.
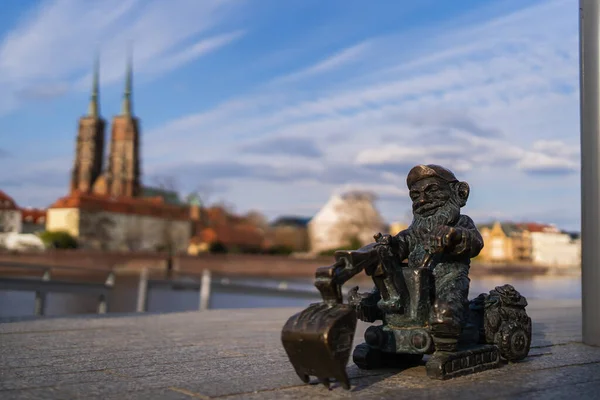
[411,197,461,240]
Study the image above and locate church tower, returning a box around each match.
[104,53,142,197]
[70,56,106,194]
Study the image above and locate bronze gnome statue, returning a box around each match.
[281,164,532,390]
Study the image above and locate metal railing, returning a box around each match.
[0,261,115,316]
[135,268,324,313]
[0,262,326,317]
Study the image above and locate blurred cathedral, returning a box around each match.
[41,54,268,253]
[45,55,191,251]
[70,55,141,198]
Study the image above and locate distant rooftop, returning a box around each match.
[186,193,202,207]
[340,190,377,202]
[271,216,312,227]
[565,231,581,240]
[477,222,526,235]
[0,190,18,210]
[477,221,572,235]
[141,186,182,205]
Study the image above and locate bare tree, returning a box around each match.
[150,175,184,254]
[151,175,180,198]
[0,211,8,234]
[214,198,236,214]
[245,210,269,230]
[0,207,20,234]
[186,185,213,228]
[187,183,215,208]
[150,176,228,255]
[0,211,8,250]
[79,213,115,250]
[123,216,144,251]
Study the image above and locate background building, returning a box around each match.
[478,221,527,263]
[477,221,580,267]
[45,56,192,252]
[187,206,266,254]
[267,216,311,253]
[47,193,191,252]
[527,224,580,267]
[21,208,46,234]
[0,191,46,251]
[308,191,385,254]
[0,190,22,234]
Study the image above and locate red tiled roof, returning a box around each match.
[516,222,558,233]
[49,191,190,221]
[205,207,229,223]
[21,208,47,224]
[190,228,219,245]
[0,190,18,210]
[190,206,267,248]
[191,223,265,248]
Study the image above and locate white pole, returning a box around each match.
[97,272,115,314]
[580,0,600,346]
[199,269,211,311]
[136,268,149,313]
[34,270,50,316]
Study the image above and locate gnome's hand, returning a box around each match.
[427,226,461,254]
[374,233,395,247]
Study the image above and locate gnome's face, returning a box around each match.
[406,164,468,232]
[409,177,452,217]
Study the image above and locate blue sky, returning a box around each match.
[0,0,581,230]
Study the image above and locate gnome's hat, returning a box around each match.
[406,164,458,189]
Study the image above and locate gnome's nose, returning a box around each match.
[414,198,428,209]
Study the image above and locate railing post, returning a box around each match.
[199,269,211,311]
[97,272,115,314]
[136,268,149,313]
[33,270,50,316]
[580,0,600,346]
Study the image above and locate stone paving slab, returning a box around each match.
[1,299,599,399]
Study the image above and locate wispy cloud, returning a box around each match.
[0,0,245,114]
[139,0,579,226]
[518,151,579,175]
[239,136,323,159]
[146,30,246,77]
[333,183,408,201]
[271,41,372,84]
[1,0,582,229]
[15,82,70,101]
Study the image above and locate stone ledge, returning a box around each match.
[0,299,597,399]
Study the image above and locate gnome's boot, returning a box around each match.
[431,322,462,352]
[430,301,463,353]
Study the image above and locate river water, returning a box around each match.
[0,274,581,319]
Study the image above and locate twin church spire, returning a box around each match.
[71,49,141,198]
[87,55,100,118]
[121,50,133,116]
[86,51,134,118]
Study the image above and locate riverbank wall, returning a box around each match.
[0,250,580,279]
